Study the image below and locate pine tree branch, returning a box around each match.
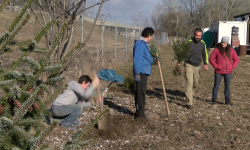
[7,52,30,74]
[12,85,46,125]
[16,40,32,46]
[0,116,33,148]
[0,14,30,54]
[0,80,15,86]
[0,0,9,12]
[46,76,64,85]
[23,57,41,71]
[34,19,56,43]
[4,71,23,81]
[64,140,96,150]
[44,64,63,72]
[61,42,81,65]
[31,122,57,150]
[0,32,10,45]
[33,49,47,54]
[43,84,67,107]
[17,118,44,129]
[21,24,67,92]
[70,109,109,144]
[8,0,34,32]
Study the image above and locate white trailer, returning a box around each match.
[210,21,248,45]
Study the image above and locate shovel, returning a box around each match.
[96,86,108,130]
[156,52,170,117]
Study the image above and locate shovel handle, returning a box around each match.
[96,87,103,113]
[156,52,170,117]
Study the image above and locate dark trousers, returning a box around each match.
[134,74,148,118]
[212,73,232,101]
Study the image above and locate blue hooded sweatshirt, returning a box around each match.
[133,36,154,76]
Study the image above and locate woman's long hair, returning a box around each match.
[216,43,231,59]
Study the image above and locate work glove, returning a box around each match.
[154,57,160,62]
[134,74,141,82]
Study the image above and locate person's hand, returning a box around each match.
[177,62,180,66]
[134,74,141,82]
[97,94,102,103]
[154,57,160,62]
[92,73,100,89]
[204,64,208,70]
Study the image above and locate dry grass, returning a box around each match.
[0,9,134,83]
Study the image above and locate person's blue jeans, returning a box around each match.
[212,73,232,101]
[51,101,92,128]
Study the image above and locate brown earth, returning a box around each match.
[1,7,250,150]
[45,45,250,150]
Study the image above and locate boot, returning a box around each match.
[186,104,192,110]
[212,98,216,105]
[225,99,233,106]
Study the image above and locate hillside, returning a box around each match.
[43,43,250,149]
[2,8,250,150]
[0,9,134,82]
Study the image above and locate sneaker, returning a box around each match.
[73,119,82,126]
[45,115,51,125]
[186,105,192,109]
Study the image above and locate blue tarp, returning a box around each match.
[97,69,124,83]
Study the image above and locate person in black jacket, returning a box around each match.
[178,28,208,109]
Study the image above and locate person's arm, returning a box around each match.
[209,48,218,69]
[68,81,94,100]
[231,48,239,69]
[202,41,209,65]
[133,42,144,75]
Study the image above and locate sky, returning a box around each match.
[86,0,161,27]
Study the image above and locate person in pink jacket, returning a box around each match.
[209,36,239,105]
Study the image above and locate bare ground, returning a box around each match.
[2,8,250,150]
[45,45,250,150]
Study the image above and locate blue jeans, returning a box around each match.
[51,101,92,128]
[212,73,232,101]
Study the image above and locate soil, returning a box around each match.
[45,45,250,150]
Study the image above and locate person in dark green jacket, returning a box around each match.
[178,28,208,109]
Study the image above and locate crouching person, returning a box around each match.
[51,74,100,129]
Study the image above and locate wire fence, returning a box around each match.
[0,3,141,82]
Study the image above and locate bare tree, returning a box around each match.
[223,0,248,21]
[151,2,164,31]
[131,11,144,30]
[31,0,109,65]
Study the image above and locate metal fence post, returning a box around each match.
[115,16,117,61]
[126,17,128,60]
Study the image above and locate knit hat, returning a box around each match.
[221,36,230,44]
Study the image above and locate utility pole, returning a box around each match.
[126,15,128,60]
[115,12,117,61]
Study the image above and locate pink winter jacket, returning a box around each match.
[209,48,239,74]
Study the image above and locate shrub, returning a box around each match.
[150,40,159,65]
[172,38,191,75]
[124,71,136,90]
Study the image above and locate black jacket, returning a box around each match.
[185,38,208,67]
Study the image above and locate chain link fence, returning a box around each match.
[0,2,141,82]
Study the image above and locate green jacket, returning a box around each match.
[185,38,208,67]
